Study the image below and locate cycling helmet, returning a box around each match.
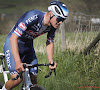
[48,1,69,19]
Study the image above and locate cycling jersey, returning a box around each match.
[4,9,56,75]
[9,9,56,42]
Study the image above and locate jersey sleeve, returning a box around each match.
[14,11,38,37]
[47,27,56,43]
[14,22,27,37]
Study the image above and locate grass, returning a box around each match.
[65,31,98,53]
[0,35,7,53]
[0,31,100,90]
[37,51,100,90]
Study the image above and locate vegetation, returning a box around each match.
[0,31,100,90]
[0,0,100,89]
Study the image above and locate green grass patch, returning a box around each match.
[0,32,100,90]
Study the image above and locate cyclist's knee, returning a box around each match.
[30,74,37,84]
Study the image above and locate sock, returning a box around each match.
[2,85,7,90]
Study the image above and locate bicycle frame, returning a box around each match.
[20,67,47,90]
[0,53,9,90]
[21,68,33,90]
[13,64,56,90]
[0,53,56,90]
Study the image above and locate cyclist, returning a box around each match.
[2,1,69,90]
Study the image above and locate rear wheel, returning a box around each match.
[0,82,3,89]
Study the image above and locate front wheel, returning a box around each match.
[0,82,3,89]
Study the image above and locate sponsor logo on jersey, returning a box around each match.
[18,22,27,30]
[28,30,45,37]
[31,23,40,31]
[5,50,11,69]
[26,14,38,24]
[14,28,22,36]
[29,30,38,37]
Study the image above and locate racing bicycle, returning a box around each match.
[0,53,56,90]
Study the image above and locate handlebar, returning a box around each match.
[12,63,56,80]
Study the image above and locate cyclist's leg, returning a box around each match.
[30,58,38,85]
[30,48,38,84]
[22,47,38,84]
[3,38,23,90]
[30,48,38,85]
[5,74,23,90]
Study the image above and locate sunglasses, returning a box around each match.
[50,15,65,23]
[56,17,65,22]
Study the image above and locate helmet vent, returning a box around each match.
[55,7,61,15]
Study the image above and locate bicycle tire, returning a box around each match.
[0,82,3,89]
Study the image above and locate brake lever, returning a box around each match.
[45,62,56,78]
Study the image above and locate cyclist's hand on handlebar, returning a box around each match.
[49,62,57,70]
[15,62,25,73]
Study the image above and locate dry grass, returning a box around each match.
[66,31,98,53]
[33,31,99,54]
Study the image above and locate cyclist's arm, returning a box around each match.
[46,41,57,69]
[46,41,54,63]
[10,33,24,73]
[9,11,39,73]
[46,27,57,69]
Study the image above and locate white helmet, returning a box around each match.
[48,1,69,19]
